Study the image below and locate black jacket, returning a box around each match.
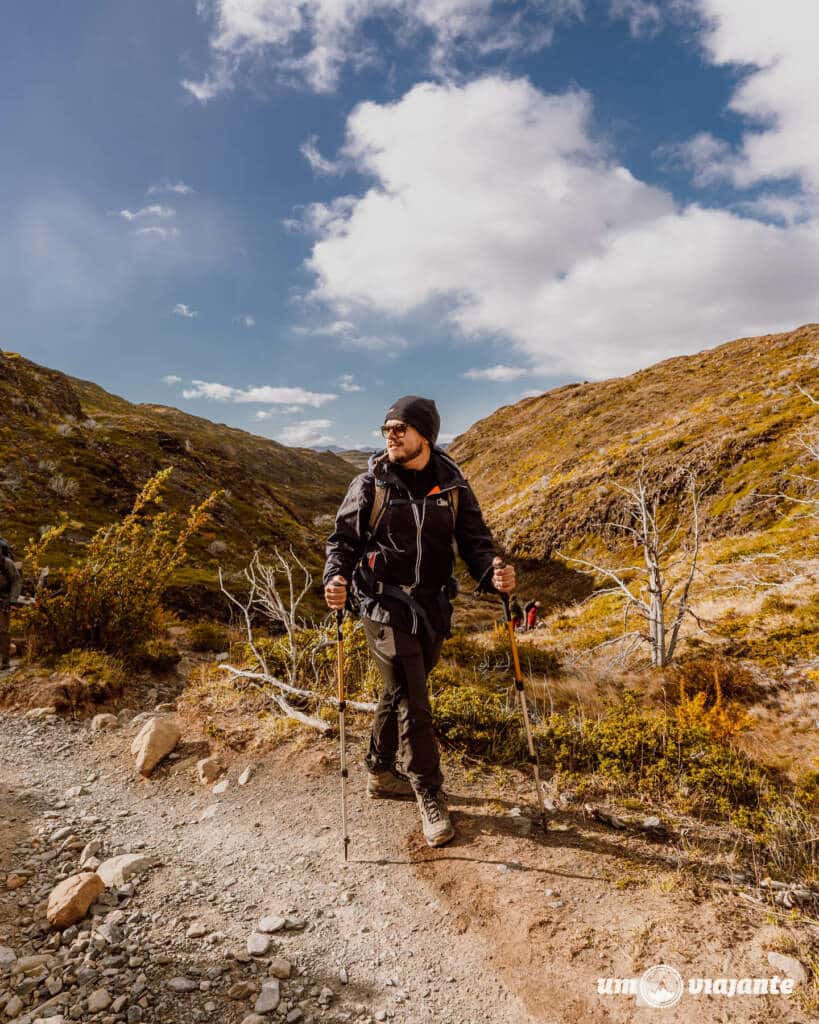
[324,448,498,637]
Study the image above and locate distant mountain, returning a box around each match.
[0,351,357,615]
[312,445,376,471]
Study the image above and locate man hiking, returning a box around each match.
[324,396,515,847]
[0,538,22,670]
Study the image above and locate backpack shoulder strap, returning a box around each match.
[448,488,459,528]
[367,483,389,537]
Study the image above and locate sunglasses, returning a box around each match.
[380,422,408,440]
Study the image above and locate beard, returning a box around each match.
[388,437,424,464]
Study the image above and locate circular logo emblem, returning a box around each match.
[639,964,684,1009]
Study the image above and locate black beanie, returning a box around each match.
[384,395,440,446]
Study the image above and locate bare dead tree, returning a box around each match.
[218,547,376,733]
[558,471,703,668]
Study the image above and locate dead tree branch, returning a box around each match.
[558,471,702,668]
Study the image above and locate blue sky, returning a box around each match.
[2,1,817,448]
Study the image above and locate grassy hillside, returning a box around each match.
[451,324,818,560]
[0,350,357,614]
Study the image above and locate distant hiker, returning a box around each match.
[510,596,524,631]
[0,538,22,670]
[324,396,516,847]
[526,601,541,631]
[523,599,535,629]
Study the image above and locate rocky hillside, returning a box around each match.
[451,324,818,562]
[0,351,357,614]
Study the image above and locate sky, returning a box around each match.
[1,0,817,449]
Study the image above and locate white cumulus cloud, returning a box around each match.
[609,0,662,37]
[338,372,363,392]
[184,0,583,99]
[682,0,819,193]
[172,303,198,318]
[300,135,343,176]
[147,181,195,195]
[182,380,337,406]
[117,205,176,221]
[300,75,819,377]
[161,374,182,385]
[276,418,335,446]
[236,313,256,327]
[462,365,529,381]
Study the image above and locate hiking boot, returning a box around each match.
[416,788,455,847]
[366,767,414,800]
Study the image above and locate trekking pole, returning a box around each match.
[336,609,350,862]
[499,583,548,828]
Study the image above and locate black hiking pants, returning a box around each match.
[361,618,445,794]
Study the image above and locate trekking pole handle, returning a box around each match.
[494,559,513,621]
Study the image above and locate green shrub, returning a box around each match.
[55,649,127,702]
[22,469,220,661]
[135,638,181,672]
[188,620,228,652]
[432,685,526,761]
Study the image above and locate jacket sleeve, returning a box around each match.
[323,472,375,587]
[454,481,498,594]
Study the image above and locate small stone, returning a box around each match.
[338,967,348,984]
[91,714,119,734]
[238,766,254,786]
[258,915,287,933]
[64,785,89,799]
[374,1012,387,1022]
[247,932,272,956]
[168,977,198,992]
[0,945,17,965]
[268,957,292,979]
[212,778,229,795]
[88,988,112,1011]
[131,715,180,776]
[286,1010,303,1023]
[255,978,281,1013]
[200,804,219,821]
[79,840,103,867]
[47,872,105,928]
[5,995,23,1017]
[127,1008,143,1023]
[229,981,259,1000]
[6,872,28,890]
[96,854,152,888]
[766,951,808,985]
[187,920,209,939]
[241,1017,268,1024]
[196,757,223,786]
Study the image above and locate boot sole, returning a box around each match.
[367,788,415,800]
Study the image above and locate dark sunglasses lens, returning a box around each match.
[381,423,407,438]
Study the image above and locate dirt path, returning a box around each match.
[0,709,815,1024]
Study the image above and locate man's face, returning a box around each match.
[383,420,426,464]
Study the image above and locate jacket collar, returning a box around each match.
[368,446,465,490]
